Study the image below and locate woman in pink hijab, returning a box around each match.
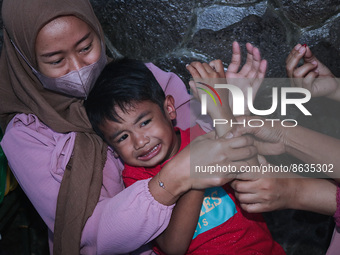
[0,0,264,253]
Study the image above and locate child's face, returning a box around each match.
[100,96,180,167]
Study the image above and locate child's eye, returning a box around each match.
[117,134,128,143]
[141,119,151,127]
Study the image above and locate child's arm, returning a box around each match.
[154,43,266,254]
[187,42,267,137]
[155,189,205,255]
[286,44,340,102]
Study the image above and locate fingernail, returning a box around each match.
[225,132,234,139]
[294,44,301,50]
[312,61,317,65]
[299,46,305,53]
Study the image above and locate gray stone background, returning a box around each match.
[1,0,340,254]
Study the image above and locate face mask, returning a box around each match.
[11,39,107,98]
[33,48,107,98]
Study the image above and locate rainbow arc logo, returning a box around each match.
[197,82,222,106]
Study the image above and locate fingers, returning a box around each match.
[212,135,258,162]
[226,42,267,84]
[227,41,241,73]
[186,61,225,79]
[231,178,284,213]
[186,63,201,78]
[188,80,199,99]
[286,44,321,92]
[209,59,225,77]
[228,146,257,162]
[258,59,267,79]
[286,44,313,78]
[226,134,254,149]
[200,131,257,162]
[291,62,318,80]
[230,178,258,192]
[257,154,268,165]
[303,45,318,64]
[238,43,254,77]
[231,115,256,137]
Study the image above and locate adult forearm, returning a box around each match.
[148,154,192,206]
[288,178,337,215]
[284,125,340,180]
[328,79,340,102]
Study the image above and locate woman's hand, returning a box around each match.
[230,155,294,213]
[232,115,286,156]
[231,155,337,215]
[286,44,340,101]
[148,130,258,205]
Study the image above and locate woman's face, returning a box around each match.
[35,15,101,78]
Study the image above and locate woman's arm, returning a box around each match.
[231,116,340,213]
[284,124,340,180]
[0,114,176,254]
[233,115,340,181]
[231,159,337,214]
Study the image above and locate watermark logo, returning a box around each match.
[199,83,312,116]
[194,78,313,128]
[197,82,223,115]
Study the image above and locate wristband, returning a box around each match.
[157,172,175,197]
[334,183,340,229]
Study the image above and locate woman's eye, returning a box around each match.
[141,119,151,127]
[117,134,128,143]
[49,59,63,65]
[80,43,92,53]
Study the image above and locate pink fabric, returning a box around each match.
[326,227,340,255]
[333,184,340,228]
[0,63,192,254]
[327,184,340,255]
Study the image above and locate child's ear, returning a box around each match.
[164,95,177,120]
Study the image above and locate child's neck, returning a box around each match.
[159,129,181,166]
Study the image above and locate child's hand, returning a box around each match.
[286,44,340,101]
[186,59,226,103]
[226,42,267,115]
[186,60,234,137]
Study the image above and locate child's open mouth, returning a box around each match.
[137,144,162,161]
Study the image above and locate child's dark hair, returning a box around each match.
[85,58,166,140]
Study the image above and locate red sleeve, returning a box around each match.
[190,124,206,140]
[122,164,155,187]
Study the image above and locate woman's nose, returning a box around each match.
[69,55,86,71]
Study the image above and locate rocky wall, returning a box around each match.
[1,0,340,254]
